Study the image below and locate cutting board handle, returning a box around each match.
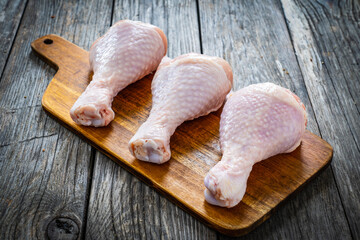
[31,34,89,71]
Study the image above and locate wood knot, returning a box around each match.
[46,217,79,240]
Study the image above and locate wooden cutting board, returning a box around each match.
[31,34,333,236]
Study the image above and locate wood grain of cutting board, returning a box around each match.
[31,34,333,236]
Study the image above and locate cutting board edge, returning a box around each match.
[202,137,333,236]
[31,34,61,70]
[41,96,333,237]
[35,34,335,237]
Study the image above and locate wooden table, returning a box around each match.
[0,0,359,239]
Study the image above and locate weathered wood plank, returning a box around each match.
[0,0,28,79]
[0,0,112,239]
[281,0,360,238]
[86,152,217,240]
[36,33,334,236]
[85,0,216,239]
[198,0,351,239]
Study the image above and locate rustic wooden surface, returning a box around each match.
[31,33,333,236]
[0,0,111,239]
[0,0,27,77]
[199,0,354,239]
[0,0,358,239]
[86,1,213,239]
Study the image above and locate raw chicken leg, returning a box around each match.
[204,83,307,208]
[129,53,233,164]
[70,20,167,127]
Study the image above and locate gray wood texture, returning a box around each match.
[282,0,360,238]
[0,0,28,78]
[0,0,359,239]
[0,0,112,239]
[198,0,352,239]
[85,1,216,239]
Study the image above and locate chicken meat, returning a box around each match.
[129,53,233,164]
[204,82,307,207]
[70,20,167,127]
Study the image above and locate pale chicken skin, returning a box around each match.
[204,83,307,208]
[128,53,233,164]
[70,20,167,127]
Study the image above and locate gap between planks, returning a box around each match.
[278,4,354,238]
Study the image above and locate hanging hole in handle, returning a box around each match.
[44,39,53,44]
